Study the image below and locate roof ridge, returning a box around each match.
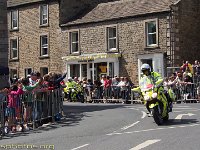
[7,0,46,8]
[97,0,136,6]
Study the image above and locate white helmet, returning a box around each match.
[68,77,72,80]
[141,63,151,71]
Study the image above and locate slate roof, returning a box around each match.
[7,0,45,8]
[62,0,179,26]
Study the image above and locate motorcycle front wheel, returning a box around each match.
[152,106,163,125]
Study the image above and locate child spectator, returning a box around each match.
[5,83,23,133]
[21,77,42,130]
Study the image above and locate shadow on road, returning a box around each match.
[164,119,199,126]
[1,103,128,140]
[59,103,127,126]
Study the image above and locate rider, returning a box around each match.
[136,63,170,116]
[64,77,77,101]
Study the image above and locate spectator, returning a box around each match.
[73,77,79,83]
[29,72,38,86]
[12,74,19,84]
[100,75,106,99]
[42,74,50,88]
[104,76,112,99]
[118,77,126,99]
[180,60,187,73]
[6,83,23,133]
[21,77,42,129]
[193,60,200,75]
[124,77,131,102]
[21,77,42,92]
[112,76,120,99]
[183,68,193,83]
[93,79,102,99]
[49,72,67,90]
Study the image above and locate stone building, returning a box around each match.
[60,0,200,82]
[7,0,62,78]
[7,0,200,83]
[0,0,9,89]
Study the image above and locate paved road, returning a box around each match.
[0,102,200,150]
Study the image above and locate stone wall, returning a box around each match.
[0,0,9,89]
[62,13,169,82]
[173,0,200,66]
[8,1,64,77]
[7,0,200,82]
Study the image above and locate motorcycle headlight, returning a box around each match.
[144,95,150,101]
[152,93,158,99]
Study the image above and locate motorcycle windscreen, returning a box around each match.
[140,76,154,92]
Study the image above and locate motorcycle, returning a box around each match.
[64,87,85,103]
[133,84,172,125]
[63,87,77,102]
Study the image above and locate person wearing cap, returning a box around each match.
[29,72,38,86]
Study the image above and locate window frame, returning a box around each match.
[144,19,159,48]
[10,69,18,79]
[10,37,19,60]
[69,30,79,54]
[24,68,32,78]
[106,26,118,51]
[40,34,49,57]
[11,10,19,30]
[39,4,49,26]
[40,67,48,76]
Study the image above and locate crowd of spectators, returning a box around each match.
[64,75,134,103]
[0,71,67,133]
[164,60,200,101]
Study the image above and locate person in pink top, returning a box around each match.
[8,83,23,108]
[6,83,23,133]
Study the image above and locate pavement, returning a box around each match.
[0,102,200,150]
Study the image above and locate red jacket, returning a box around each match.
[8,88,23,108]
[104,79,112,88]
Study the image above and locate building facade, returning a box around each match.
[60,0,200,83]
[0,0,9,89]
[7,0,63,78]
[7,0,200,84]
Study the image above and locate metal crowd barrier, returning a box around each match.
[89,85,135,103]
[175,82,199,103]
[68,80,200,104]
[0,88,64,137]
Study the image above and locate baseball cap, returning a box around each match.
[30,72,37,76]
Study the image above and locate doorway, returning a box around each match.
[138,53,164,81]
[141,59,153,71]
